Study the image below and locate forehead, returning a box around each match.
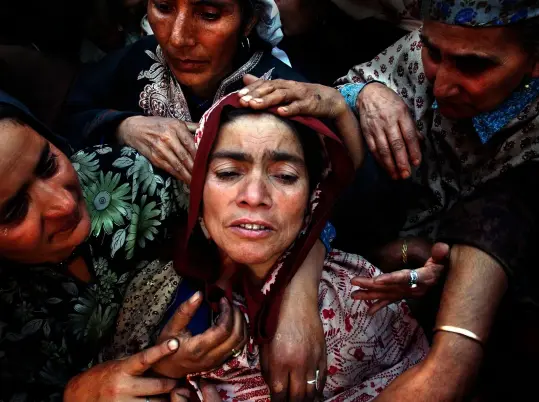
[214,114,304,156]
[0,121,44,198]
[422,21,521,55]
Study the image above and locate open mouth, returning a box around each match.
[236,223,271,231]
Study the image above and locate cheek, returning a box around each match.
[202,180,231,233]
[274,185,309,233]
[421,50,437,83]
[202,23,240,64]
[0,213,42,256]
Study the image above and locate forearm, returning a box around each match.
[426,244,508,393]
[287,240,326,301]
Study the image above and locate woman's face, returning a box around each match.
[421,21,539,120]
[0,120,90,264]
[203,113,310,280]
[148,0,255,98]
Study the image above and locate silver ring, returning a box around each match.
[409,269,418,289]
[307,369,320,390]
[146,397,151,402]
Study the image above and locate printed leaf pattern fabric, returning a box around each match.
[0,145,188,401]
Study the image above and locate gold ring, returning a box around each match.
[231,348,242,358]
[402,238,408,266]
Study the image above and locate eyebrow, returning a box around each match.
[210,149,305,165]
[0,142,49,210]
[420,34,502,64]
[193,0,234,6]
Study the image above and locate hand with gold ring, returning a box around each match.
[351,242,450,315]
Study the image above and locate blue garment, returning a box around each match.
[425,0,539,27]
[473,79,539,143]
[432,79,539,144]
[340,83,366,114]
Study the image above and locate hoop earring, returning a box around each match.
[241,36,251,53]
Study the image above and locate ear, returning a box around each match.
[243,15,258,38]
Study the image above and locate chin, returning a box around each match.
[226,247,276,267]
[438,104,476,120]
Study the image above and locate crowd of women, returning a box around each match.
[0,0,538,401]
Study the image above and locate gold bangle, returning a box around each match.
[401,239,408,265]
[433,325,484,346]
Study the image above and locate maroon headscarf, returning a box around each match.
[174,92,354,343]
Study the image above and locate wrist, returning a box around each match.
[116,116,141,144]
[425,331,484,390]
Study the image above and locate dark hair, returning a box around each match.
[237,0,268,52]
[0,103,71,155]
[0,103,32,127]
[512,17,539,57]
[219,107,325,192]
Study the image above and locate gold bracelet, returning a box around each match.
[433,325,484,346]
[401,239,408,266]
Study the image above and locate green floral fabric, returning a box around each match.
[0,145,188,402]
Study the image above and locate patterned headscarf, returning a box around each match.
[423,0,539,26]
[252,0,284,47]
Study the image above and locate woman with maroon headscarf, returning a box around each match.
[106,92,431,401]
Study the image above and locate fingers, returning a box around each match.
[127,376,177,396]
[200,380,224,402]
[242,73,259,86]
[161,291,203,336]
[373,270,412,286]
[170,388,191,402]
[185,121,199,134]
[431,242,451,263]
[124,338,180,375]
[269,372,289,402]
[174,123,197,158]
[398,115,422,167]
[206,304,248,363]
[184,298,234,359]
[367,299,393,315]
[153,145,192,184]
[372,127,399,180]
[386,125,411,179]
[289,369,307,402]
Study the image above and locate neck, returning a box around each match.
[218,253,278,287]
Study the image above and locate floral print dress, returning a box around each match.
[0,145,188,402]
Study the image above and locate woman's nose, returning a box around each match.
[237,176,272,208]
[433,64,460,99]
[170,12,196,48]
[35,183,77,219]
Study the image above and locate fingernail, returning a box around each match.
[239,88,249,96]
[278,106,289,113]
[412,159,420,166]
[189,291,202,304]
[253,98,263,103]
[401,170,410,179]
[241,95,252,102]
[168,338,179,351]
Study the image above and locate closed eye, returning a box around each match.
[152,0,173,13]
[215,171,241,181]
[196,5,221,20]
[37,151,59,179]
[0,194,29,225]
[274,174,298,184]
[455,56,497,76]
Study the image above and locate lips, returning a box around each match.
[174,58,209,72]
[228,219,276,240]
